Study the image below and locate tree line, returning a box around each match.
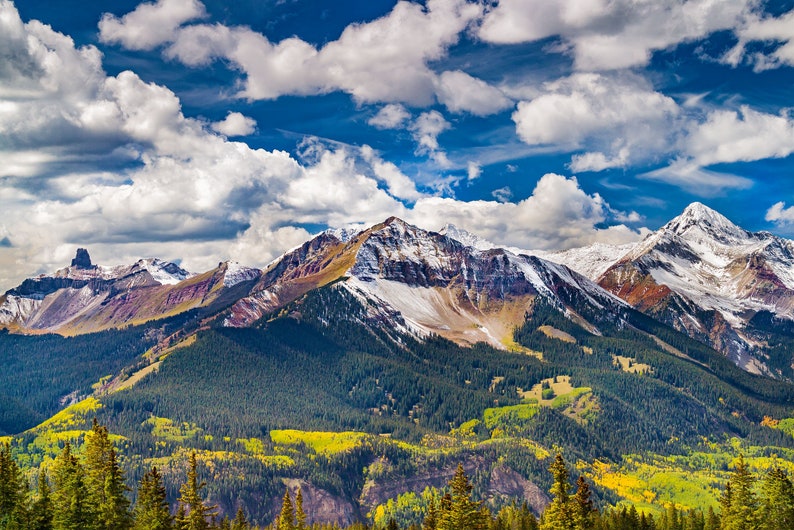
[2,420,793,530]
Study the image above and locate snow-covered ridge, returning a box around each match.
[222,261,261,287]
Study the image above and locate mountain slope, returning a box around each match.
[0,250,262,335]
[598,202,794,376]
[225,217,628,350]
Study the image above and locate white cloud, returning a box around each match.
[723,10,794,71]
[684,106,794,166]
[766,201,794,224]
[113,0,482,105]
[409,110,451,166]
[0,1,647,289]
[434,70,512,116]
[211,111,257,137]
[491,186,512,203]
[569,148,630,172]
[368,104,411,130]
[360,145,424,202]
[406,173,644,250]
[467,161,481,180]
[479,0,755,71]
[639,160,753,196]
[512,73,679,169]
[99,0,206,51]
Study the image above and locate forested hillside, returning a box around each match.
[3,283,794,525]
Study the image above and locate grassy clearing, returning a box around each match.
[612,355,653,374]
[270,429,367,454]
[483,404,539,431]
[538,325,576,343]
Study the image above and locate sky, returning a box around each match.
[1,0,794,289]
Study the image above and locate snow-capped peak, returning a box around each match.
[663,202,749,242]
[438,224,495,251]
[222,261,261,287]
[134,258,192,285]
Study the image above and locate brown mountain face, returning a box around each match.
[0,252,261,335]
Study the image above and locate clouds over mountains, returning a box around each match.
[0,0,793,287]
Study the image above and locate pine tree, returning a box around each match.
[231,507,249,530]
[720,454,756,530]
[29,472,53,530]
[422,499,437,530]
[437,464,489,530]
[756,466,794,530]
[540,454,575,530]
[277,489,294,530]
[295,488,307,530]
[0,443,27,530]
[133,467,172,530]
[177,453,216,530]
[572,476,594,530]
[84,419,131,530]
[51,443,95,530]
[703,506,719,530]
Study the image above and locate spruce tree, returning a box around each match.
[721,454,756,530]
[133,467,172,530]
[295,488,307,530]
[703,506,719,530]
[29,472,53,530]
[51,443,95,530]
[0,443,27,530]
[437,464,489,530]
[540,454,575,530]
[84,419,131,530]
[572,476,594,530]
[756,466,794,530]
[422,499,437,530]
[177,453,216,530]
[230,507,249,530]
[277,489,294,530]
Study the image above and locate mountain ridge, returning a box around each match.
[4,204,794,377]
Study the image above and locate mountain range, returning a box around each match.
[3,202,794,378]
[3,203,794,525]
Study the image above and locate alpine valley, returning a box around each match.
[3,203,794,527]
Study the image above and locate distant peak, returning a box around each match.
[664,202,743,239]
[70,248,95,269]
[382,216,408,226]
[681,202,719,219]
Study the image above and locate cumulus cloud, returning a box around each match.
[0,1,647,289]
[406,173,644,250]
[434,70,512,116]
[569,149,630,172]
[102,0,482,105]
[512,73,679,169]
[491,186,512,203]
[99,0,206,51]
[684,106,794,166]
[766,202,794,225]
[360,145,425,202]
[211,111,257,137]
[639,106,794,194]
[368,104,411,130]
[478,0,755,70]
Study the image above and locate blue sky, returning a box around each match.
[1,0,794,288]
